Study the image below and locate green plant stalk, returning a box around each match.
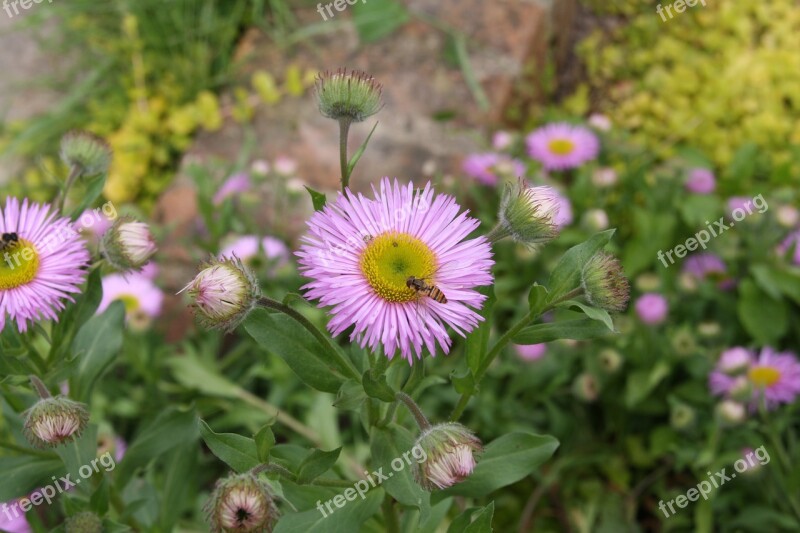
[257,297,361,381]
[57,165,82,214]
[382,498,400,533]
[759,400,800,520]
[395,392,431,430]
[339,118,352,191]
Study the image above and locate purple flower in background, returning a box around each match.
[587,114,612,131]
[709,347,800,410]
[526,123,600,171]
[462,152,526,186]
[685,168,715,194]
[273,156,298,176]
[0,500,31,533]
[727,196,750,217]
[778,230,800,265]
[220,235,291,271]
[514,343,547,361]
[682,253,726,280]
[552,190,573,228]
[492,131,514,150]
[635,293,668,325]
[213,173,251,206]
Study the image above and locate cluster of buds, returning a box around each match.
[412,423,483,491]
[315,68,383,124]
[23,395,89,448]
[580,252,630,313]
[205,472,278,533]
[492,180,562,246]
[59,131,112,177]
[65,512,103,533]
[101,217,157,272]
[180,256,261,332]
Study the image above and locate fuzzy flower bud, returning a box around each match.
[60,131,112,177]
[598,348,622,374]
[23,396,89,448]
[572,373,599,402]
[205,472,278,533]
[580,252,630,313]
[65,512,103,533]
[718,347,753,375]
[315,68,383,123]
[180,256,260,332]
[670,402,696,430]
[494,180,561,246]
[101,217,157,271]
[413,423,483,491]
[715,400,746,426]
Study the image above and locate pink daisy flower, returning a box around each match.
[492,131,514,150]
[297,178,494,362]
[213,173,251,206]
[99,273,163,329]
[634,293,668,325]
[462,152,526,186]
[685,168,716,194]
[727,196,750,217]
[0,198,90,332]
[710,347,800,410]
[526,123,600,171]
[220,235,290,272]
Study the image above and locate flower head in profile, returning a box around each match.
[23,396,89,448]
[526,123,600,171]
[205,472,278,533]
[581,252,630,313]
[101,217,157,272]
[298,178,493,362]
[181,256,261,332]
[709,347,800,410]
[315,68,383,123]
[99,272,164,330]
[214,172,252,206]
[413,423,482,491]
[60,130,112,177]
[493,181,562,246]
[0,198,90,333]
[462,152,525,186]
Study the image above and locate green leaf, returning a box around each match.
[448,502,495,533]
[297,448,342,484]
[624,362,671,407]
[466,286,496,378]
[166,353,241,398]
[116,407,199,487]
[346,121,379,179]
[352,0,409,42]
[334,379,367,411]
[450,369,476,395]
[451,33,490,111]
[513,319,612,344]
[0,455,62,501]
[71,301,125,402]
[158,443,197,531]
[559,300,615,331]
[305,186,327,212]
[737,279,788,345]
[362,370,396,403]
[527,283,548,314]
[547,230,615,303]
[55,424,99,495]
[370,426,430,520]
[255,425,276,463]
[274,488,384,532]
[244,309,347,394]
[199,420,260,473]
[441,432,559,498]
[68,176,107,220]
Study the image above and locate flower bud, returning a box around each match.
[598,348,622,374]
[670,403,696,430]
[495,180,561,246]
[413,423,483,491]
[65,512,103,533]
[23,396,89,448]
[572,373,599,402]
[776,205,799,228]
[580,252,630,313]
[180,256,260,332]
[60,131,112,177]
[205,472,278,533]
[715,400,746,426]
[581,208,609,231]
[101,217,157,272]
[315,68,383,123]
[591,167,617,188]
[729,376,752,402]
[697,321,721,337]
[718,347,752,375]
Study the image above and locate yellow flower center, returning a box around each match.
[548,139,575,156]
[116,294,141,313]
[0,239,40,290]
[359,232,437,303]
[748,366,781,388]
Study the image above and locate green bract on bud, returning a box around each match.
[413,423,483,491]
[180,256,260,332]
[205,472,278,533]
[101,217,157,271]
[493,180,560,246]
[315,68,383,123]
[23,396,89,448]
[580,252,630,313]
[65,511,103,533]
[60,130,112,177]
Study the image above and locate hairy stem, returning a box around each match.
[395,392,431,430]
[29,375,52,399]
[339,119,352,191]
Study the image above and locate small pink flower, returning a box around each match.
[514,343,547,361]
[462,152,526,186]
[492,131,514,150]
[99,273,163,326]
[727,196,750,217]
[587,114,612,131]
[778,230,800,265]
[273,156,298,176]
[709,347,800,410]
[685,168,715,194]
[213,173,251,206]
[526,123,600,171]
[635,293,668,325]
[0,500,31,533]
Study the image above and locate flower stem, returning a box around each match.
[395,392,431,430]
[29,375,52,399]
[257,297,361,382]
[486,223,511,244]
[57,164,82,214]
[382,498,400,533]
[339,118,352,191]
